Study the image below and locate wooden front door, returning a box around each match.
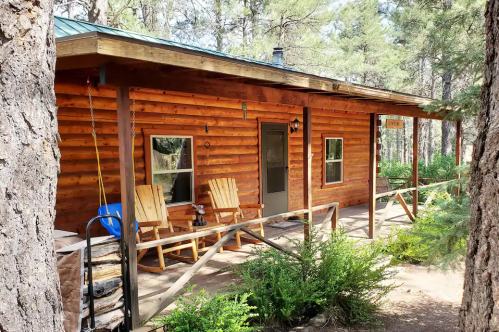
[261,123,288,217]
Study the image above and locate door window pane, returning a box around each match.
[267,131,285,193]
[325,162,342,183]
[152,137,192,171]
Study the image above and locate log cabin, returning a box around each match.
[53,16,461,329]
[53,16,453,240]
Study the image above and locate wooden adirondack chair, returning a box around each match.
[135,185,198,272]
[207,178,264,250]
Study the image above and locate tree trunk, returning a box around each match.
[459,1,499,330]
[397,118,404,164]
[428,119,435,162]
[441,71,455,155]
[0,1,63,331]
[214,0,223,52]
[88,0,108,25]
[441,0,454,156]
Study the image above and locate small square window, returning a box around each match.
[324,138,343,185]
[150,136,194,205]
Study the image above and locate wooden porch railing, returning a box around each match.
[135,202,339,326]
[372,179,456,236]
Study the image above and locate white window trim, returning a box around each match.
[324,137,344,185]
[150,135,195,206]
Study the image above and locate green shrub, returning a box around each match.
[232,230,396,326]
[152,286,258,332]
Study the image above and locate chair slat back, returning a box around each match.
[135,185,171,232]
[208,178,241,218]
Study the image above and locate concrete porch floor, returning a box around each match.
[137,201,415,320]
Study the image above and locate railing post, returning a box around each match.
[331,205,339,232]
[368,113,378,239]
[116,85,139,329]
[303,106,312,243]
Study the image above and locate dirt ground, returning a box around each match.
[299,264,464,332]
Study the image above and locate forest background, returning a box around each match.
[55,0,485,166]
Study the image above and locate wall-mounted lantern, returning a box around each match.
[289,118,300,134]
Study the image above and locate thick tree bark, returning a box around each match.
[441,0,455,156]
[214,0,223,52]
[459,0,499,330]
[441,73,455,156]
[428,119,435,162]
[397,117,404,164]
[88,0,108,25]
[0,1,63,331]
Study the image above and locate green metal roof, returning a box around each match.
[54,16,297,72]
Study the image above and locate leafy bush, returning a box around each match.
[232,230,396,326]
[379,154,458,181]
[152,286,258,332]
[382,191,469,270]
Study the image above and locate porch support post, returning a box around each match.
[303,106,312,242]
[116,85,139,328]
[412,117,419,215]
[368,113,378,239]
[455,120,462,196]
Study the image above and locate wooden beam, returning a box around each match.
[397,193,415,222]
[99,64,444,119]
[140,229,237,322]
[368,113,378,239]
[136,202,339,250]
[56,35,98,58]
[375,193,398,234]
[413,117,419,215]
[455,120,462,196]
[91,35,432,106]
[303,106,312,242]
[240,227,301,260]
[317,205,339,242]
[116,85,139,329]
[375,180,456,199]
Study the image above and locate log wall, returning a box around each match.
[54,80,370,235]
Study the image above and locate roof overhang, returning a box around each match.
[56,32,436,109]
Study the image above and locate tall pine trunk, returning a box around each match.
[0,1,63,331]
[88,0,108,25]
[460,0,499,330]
[441,0,454,156]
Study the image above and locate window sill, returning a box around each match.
[165,201,193,208]
[321,181,344,189]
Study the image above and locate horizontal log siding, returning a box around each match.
[54,81,368,235]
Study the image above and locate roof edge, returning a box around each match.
[55,28,434,107]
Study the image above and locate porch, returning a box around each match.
[136,202,413,323]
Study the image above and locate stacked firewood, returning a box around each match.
[82,241,125,331]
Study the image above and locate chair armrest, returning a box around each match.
[169,215,196,221]
[138,221,162,227]
[240,204,264,209]
[213,208,239,213]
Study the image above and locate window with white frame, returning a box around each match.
[324,137,343,184]
[150,135,194,205]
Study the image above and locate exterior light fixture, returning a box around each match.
[289,118,300,133]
